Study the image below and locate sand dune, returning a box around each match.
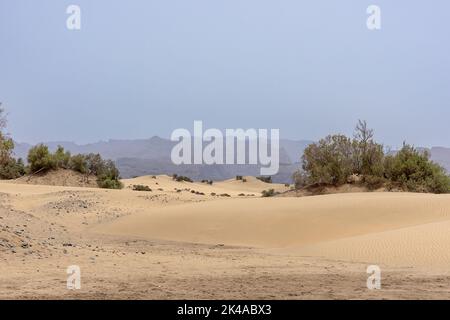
[2,177,450,299]
[292,219,450,270]
[122,175,289,196]
[95,192,450,270]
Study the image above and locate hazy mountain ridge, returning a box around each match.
[13,138,450,183]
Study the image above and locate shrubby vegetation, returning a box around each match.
[172,174,193,183]
[294,120,450,194]
[261,188,277,197]
[384,144,450,193]
[0,105,26,179]
[26,145,123,189]
[0,105,122,189]
[132,184,152,192]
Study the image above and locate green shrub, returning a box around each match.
[352,120,385,177]
[384,144,450,193]
[132,185,152,192]
[84,153,104,176]
[174,175,193,183]
[292,170,308,189]
[297,121,450,194]
[97,159,123,189]
[302,135,354,186]
[362,175,386,190]
[53,145,71,169]
[0,106,26,179]
[0,158,26,179]
[69,154,88,174]
[97,177,123,189]
[27,144,56,173]
[261,189,276,197]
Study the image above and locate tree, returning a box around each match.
[96,159,123,189]
[84,153,104,176]
[27,144,56,173]
[53,145,71,169]
[0,104,14,165]
[384,144,450,193]
[69,154,88,174]
[352,120,384,177]
[302,134,354,185]
[0,104,25,179]
[0,103,7,132]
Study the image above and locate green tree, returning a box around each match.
[352,120,384,177]
[302,134,354,185]
[53,145,71,169]
[27,144,56,173]
[69,154,88,174]
[0,105,14,166]
[0,105,25,179]
[384,144,450,193]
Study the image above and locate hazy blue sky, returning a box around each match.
[0,0,449,148]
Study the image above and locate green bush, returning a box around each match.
[0,107,26,179]
[352,120,385,177]
[261,189,276,197]
[27,144,56,173]
[302,135,354,186]
[53,146,71,169]
[97,177,123,189]
[384,144,450,194]
[174,175,193,183]
[297,121,450,194]
[69,154,88,174]
[0,158,26,179]
[97,159,123,189]
[132,184,152,192]
[362,175,386,191]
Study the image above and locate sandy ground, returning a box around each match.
[1,175,450,299]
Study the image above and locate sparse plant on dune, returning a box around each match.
[261,189,277,197]
[173,174,193,183]
[132,184,152,192]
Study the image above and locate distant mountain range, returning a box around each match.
[13,137,312,183]
[13,138,450,183]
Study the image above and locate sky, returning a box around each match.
[0,0,449,148]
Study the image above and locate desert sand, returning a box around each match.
[1,175,450,299]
